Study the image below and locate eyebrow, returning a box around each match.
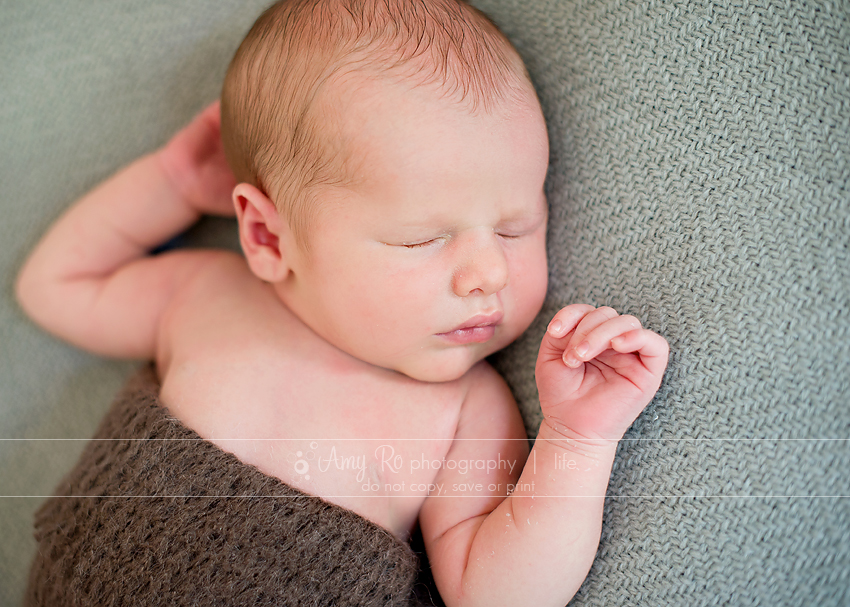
[496,194,548,226]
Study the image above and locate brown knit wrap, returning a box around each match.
[26,365,440,607]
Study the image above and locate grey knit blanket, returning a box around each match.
[480,0,850,604]
[2,0,848,605]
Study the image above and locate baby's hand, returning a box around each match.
[158,101,237,217]
[535,304,669,443]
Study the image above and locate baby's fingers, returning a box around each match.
[539,304,597,363]
[611,328,669,378]
[562,314,643,367]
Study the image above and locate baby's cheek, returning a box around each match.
[514,245,548,315]
[365,271,435,333]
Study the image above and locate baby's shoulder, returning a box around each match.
[154,249,285,365]
[178,248,253,287]
[463,360,515,400]
[455,361,521,427]
[162,249,268,311]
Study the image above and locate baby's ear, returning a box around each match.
[233,183,293,282]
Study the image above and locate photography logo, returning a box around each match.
[287,441,319,481]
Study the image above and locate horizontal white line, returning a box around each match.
[2,495,848,499]
[1,438,848,442]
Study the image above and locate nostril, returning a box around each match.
[451,232,511,296]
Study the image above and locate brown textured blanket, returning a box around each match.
[26,365,442,607]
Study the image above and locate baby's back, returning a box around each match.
[156,250,468,539]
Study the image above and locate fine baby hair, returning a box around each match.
[221,0,532,243]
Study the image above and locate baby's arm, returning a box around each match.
[16,103,235,358]
[420,305,669,607]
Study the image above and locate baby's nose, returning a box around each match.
[451,231,509,297]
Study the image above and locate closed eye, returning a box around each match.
[497,230,533,241]
[401,239,438,249]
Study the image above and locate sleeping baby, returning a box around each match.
[17,1,668,605]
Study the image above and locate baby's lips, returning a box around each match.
[443,310,504,334]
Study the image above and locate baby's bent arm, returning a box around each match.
[420,305,668,607]
[15,152,208,358]
[16,104,235,359]
[418,365,618,607]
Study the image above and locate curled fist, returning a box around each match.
[535,305,669,443]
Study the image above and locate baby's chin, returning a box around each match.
[397,364,472,384]
[389,344,496,384]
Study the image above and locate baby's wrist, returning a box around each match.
[156,145,197,211]
[536,418,621,459]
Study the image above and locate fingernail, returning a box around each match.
[548,319,563,336]
[563,352,580,367]
[574,341,589,358]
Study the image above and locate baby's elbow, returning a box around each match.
[15,258,41,320]
[15,255,61,330]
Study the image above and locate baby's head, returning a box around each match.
[222,0,534,243]
[222,0,550,382]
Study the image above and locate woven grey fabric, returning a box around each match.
[481,0,850,604]
[1,2,258,604]
[2,0,848,605]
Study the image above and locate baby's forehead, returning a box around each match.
[326,82,547,196]
[317,74,510,169]
[319,60,537,133]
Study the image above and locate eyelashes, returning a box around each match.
[398,233,523,249]
[401,238,439,249]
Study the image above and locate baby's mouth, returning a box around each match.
[436,311,503,345]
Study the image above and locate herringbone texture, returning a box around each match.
[482,0,850,604]
[2,0,849,605]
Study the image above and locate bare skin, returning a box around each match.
[17,87,668,606]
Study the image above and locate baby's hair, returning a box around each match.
[221,0,532,247]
